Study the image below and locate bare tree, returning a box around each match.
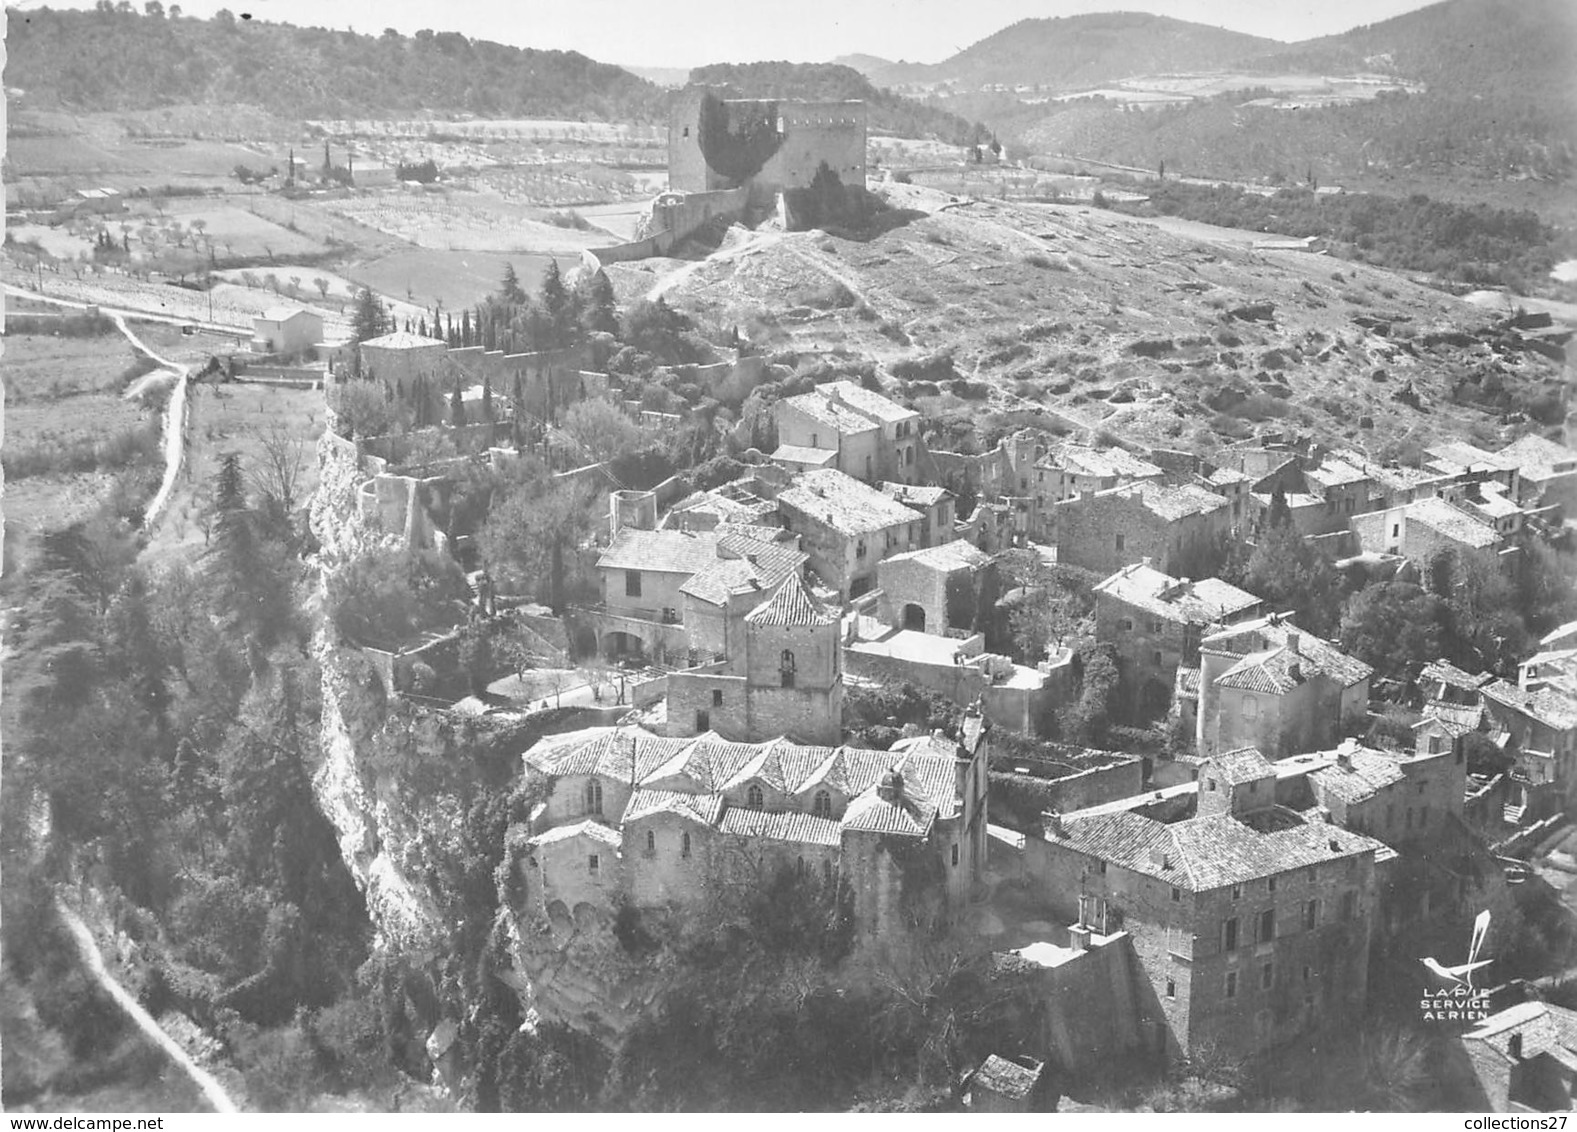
[314,276,330,300]
[247,422,307,519]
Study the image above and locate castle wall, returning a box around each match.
[757,102,867,193]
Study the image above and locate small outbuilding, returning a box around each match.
[964,1053,1046,1112]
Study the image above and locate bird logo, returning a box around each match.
[1420,910,1492,989]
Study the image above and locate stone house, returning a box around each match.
[1025,747,1384,1059]
[1196,614,1372,759]
[772,381,921,484]
[1480,679,1577,803]
[1305,737,1467,848]
[964,1054,1046,1112]
[1425,441,1523,500]
[777,468,925,599]
[1452,1000,1577,1111]
[666,572,843,746]
[876,540,991,635]
[1093,561,1261,716]
[879,482,955,548]
[668,88,867,197]
[516,709,991,939]
[1201,467,1253,531]
[590,524,806,664]
[250,306,324,356]
[1048,481,1231,577]
[358,330,447,389]
[1033,444,1164,512]
[1498,434,1577,514]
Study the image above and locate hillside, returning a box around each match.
[609,185,1567,463]
[4,6,661,122]
[998,0,1577,195]
[686,62,988,145]
[896,13,1280,91]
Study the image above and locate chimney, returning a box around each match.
[1286,630,1300,654]
[1329,837,1342,852]
[1288,661,1302,683]
[1046,811,1066,837]
[1336,748,1352,770]
[1142,556,1154,569]
[877,769,904,803]
[1149,847,1172,870]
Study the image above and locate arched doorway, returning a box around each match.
[903,603,927,632]
[603,631,646,660]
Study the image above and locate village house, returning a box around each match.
[1196,614,1372,759]
[666,572,844,746]
[1093,561,1262,717]
[772,381,922,484]
[513,707,991,941]
[777,468,925,600]
[1498,434,1577,514]
[1200,466,1253,531]
[250,306,324,356]
[879,482,955,548]
[1033,444,1165,509]
[876,540,991,635]
[1024,747,1385,1059]
[1048,481,1232,577]
[359,329,449,389]
[1479,679,1577,804]
[1425,441,1523,500]
[1451,1000,1577,1111]
[1350,495,1511,571]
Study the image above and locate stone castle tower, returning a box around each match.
[740,571,844,745]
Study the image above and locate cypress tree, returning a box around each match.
[461,308,472,348]
[451,383,465,426]
[482,372,493,421]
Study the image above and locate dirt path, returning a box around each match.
[6,288,195,530]
[108,313,191,530]
[56,901,241,1114]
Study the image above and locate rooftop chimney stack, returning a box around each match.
[1286,631,1300,654]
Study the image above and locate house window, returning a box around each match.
[625,569,642,598]
[1116,533,1126,553]
[645,830,656,854]
[588,854,600,874]
[712,689,724,707]
[1510,1034,1524,1060]
[780,650,796,688]
[1304,899,1318,930]
[1171,887,1182,903]
[1303,964,1312,983]
[1261,962,1275,990]
[1420,804,1430,827]
[1241,695,1259,721]
[1225,971,1238,999]
[823,859,834,885]
[1165,978,1177,998]
[747,784,764,810]
[585,778,603,816]
[1152,650,1163,666]
[1392,523,1400,538]
[856,540,867,559]
[796,856,807,878]
[682,126,689,137]
[813,790,832,818]
[1205,778,1217,792]
[811,432,819,447]
[696,709,709,731]
[951,843,960,867]
[1231,884,1242,901]
[1340,891,1357,922]
[1268,876,1277,893]
[681,832,691,858]
[1097,860,1108,875]
[1119,618,1134,631]
[1258,908,1276,943]
[1223,917,1239,951]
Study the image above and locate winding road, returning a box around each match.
[56,900,241,1114]
[5,286,195,530]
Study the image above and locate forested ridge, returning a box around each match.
[5,5,662,122]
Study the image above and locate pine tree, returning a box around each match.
[579,269,618,336]
[323,139,331,172]
[540,260,569,347]
[451,383,465,427]
[1268,482,1292,529]
[461,308,472,348]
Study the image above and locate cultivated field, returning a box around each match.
[348,249,582,312]
[161,200,328,259]
[320,190,622,253]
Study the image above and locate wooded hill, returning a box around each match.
[5,5,662,122]
[687,61,988,145]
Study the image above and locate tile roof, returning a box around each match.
[1175,666,1202,696]
[880,482,950,507]
[667,488,780,527]
[779,469,923,536]
[781,386,883,434]
[1425,441,1518,473]
[597,527,723,574]
[1303,458,1369,488]
[1543,620,1577,648]
[1216,646,1308,695]
[622,789,723,826]
[679,535,807,606]
[771,444,839,467]
[1206,467,1253,486]
[1127,480,1231,522]
[882,540,991,574]
[1482,680,1577,731]
[1202,615,1373,688]
[1094,563,1260,625]
[718,808,843,846]
[1417,700,1488,737]
[813,380,916,424]
[971,1055,1043,1100]
[524,727,965,845]
[743,572,839,627]
[1043,445,1164,480]
[361,330,446,350]
[529,819,622,848]
[1049,809,1384,891]
[1308,746,1407,804]
[1420,660,1494,692]
[1208,747,1274,783]
[261,306,320,323]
